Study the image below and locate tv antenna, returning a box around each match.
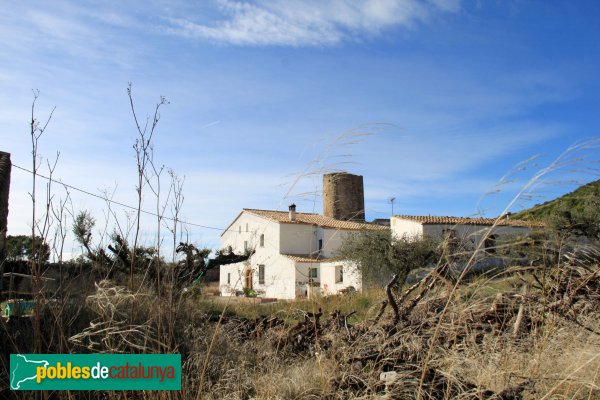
[388,197,396,216]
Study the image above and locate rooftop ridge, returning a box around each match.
[393,214,544,227]
[243,207,319,216]
[243,208,387,231]
[282,253,341,263]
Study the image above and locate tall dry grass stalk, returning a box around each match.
[2,94,600,400]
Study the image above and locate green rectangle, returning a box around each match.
[10,354,181,390]
[3,300,36,317]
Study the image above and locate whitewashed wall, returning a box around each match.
[219,255,298,299]
[220,210,379,299]
[256,256,297,299]
[319,261,361,295]
[293,261,315,298]
[320,228,351,258]
[220,212,281,255]
[279,223,316,255]
[390,217,423,239]
[421,224,530,247]
[220,211,292,298]
[391,216,531,247]
[219,261,247,296]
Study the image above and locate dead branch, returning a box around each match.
[386,274,400,324]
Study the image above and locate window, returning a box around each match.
[335,265,343,283]
[227,273,231,284]
[485,234,497,254]
[318,239,323,251]
[244,241,248,252]
[260,234,265,247]
[258,265,265,284]
[309,267,318,279]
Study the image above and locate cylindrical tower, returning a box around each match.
[322,172,365,221]
[0,151,11,260]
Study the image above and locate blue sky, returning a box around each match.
[1,0,600,255]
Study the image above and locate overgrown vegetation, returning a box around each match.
[5,235,50,263]
[1,92,599,399]
[513,179,600,238]
[336,229,441,286]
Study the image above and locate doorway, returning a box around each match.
[244,268,253,290]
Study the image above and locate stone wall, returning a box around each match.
[0,151,11,260]
[322,172,365,222]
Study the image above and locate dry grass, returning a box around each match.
[439,296,599,399]
[3,260,598,399]
[3,116,600,398]
[194,288,385,324]
[1,247,599,400]
[179,247,599,400]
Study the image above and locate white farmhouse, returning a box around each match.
[219,205,387,299]
[218,171,542,299]
[391,215,540,251]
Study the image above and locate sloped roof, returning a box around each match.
[244,209,388,231]
[393,215,544,228]
[282,254,341,263]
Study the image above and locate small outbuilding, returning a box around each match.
[391,214,541,252]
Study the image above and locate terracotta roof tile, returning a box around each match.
[393,215,544,228]
[282,254,341,263]
[244,209,387,231]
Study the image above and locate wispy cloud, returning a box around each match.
[198,120,221,130]
[164,0,462,46]
[2,0,596,254]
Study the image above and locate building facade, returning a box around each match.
[391,215,540,252]
[219,207,385,299]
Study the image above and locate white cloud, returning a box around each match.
[165,0,461,46]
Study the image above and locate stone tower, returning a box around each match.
[0,151,11,260]
[322,172,365,222]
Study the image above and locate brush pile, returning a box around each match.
[5,250,597,399]
[206,248,600,399]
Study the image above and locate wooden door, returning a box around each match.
[244,268,253,290]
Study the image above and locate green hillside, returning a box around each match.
[511,179,600,237]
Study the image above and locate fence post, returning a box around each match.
[0,151,11,295]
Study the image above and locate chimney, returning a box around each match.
[288,204,297,221]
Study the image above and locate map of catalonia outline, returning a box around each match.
[11,354,49,390]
